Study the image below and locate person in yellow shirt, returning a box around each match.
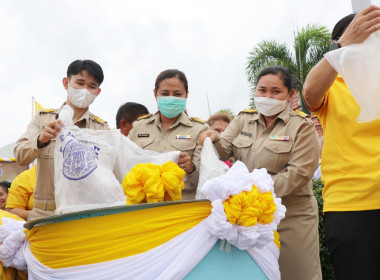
[5,165,36,220]
[303,6,380,279]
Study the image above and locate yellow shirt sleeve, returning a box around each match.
[5,165,36,210]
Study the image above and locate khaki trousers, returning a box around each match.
[278,196,322,280]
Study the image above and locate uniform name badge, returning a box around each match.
[138,134,149,137]
[240,131,252,137]
[269,135,290,141]
[176,135,191,139]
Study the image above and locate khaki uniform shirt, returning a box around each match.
[14,104,109,221]
[128,111,208,199]
[215,106,320,206]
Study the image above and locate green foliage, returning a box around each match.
[214,108,235,119]
[246,40,296,87]
[312,178,336,280]
[246,24,331,114]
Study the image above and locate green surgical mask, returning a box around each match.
[157,96,187,118]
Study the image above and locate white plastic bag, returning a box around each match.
[324,30,380,123]
[114,136,180,183]
[195,137,229,199]
[54,105,180,214]
[54,106,126,214]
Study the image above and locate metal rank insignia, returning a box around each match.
[176,135,192,139]
[269,135,290,141]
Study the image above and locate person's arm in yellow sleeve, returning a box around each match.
[5,167,36,220]
[303,5,380,111]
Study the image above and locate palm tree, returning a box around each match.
[246,24,331,113]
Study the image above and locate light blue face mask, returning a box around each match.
[157,96,187,118]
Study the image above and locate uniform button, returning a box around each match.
[275,147,279,151]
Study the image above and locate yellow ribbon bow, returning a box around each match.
[122,161,186,205]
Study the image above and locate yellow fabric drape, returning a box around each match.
[0,210,25,222]
[26,201,211,269]
[274,231,280,250]
[0,265,27,280]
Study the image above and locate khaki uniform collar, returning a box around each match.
[277,105,291,124]
[147,111,193,127]
[57,102,92,126]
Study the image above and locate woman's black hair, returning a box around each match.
[256,66,295,92]
[0,181,11,193]
[332,14,356,41]
[154,69,188,92]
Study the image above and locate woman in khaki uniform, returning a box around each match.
[199,66,322,280]
[129,69,208,199]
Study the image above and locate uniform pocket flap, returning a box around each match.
[265,141,292,153]
[171,140,196,151]
[135,137,155,148]
[232,137,253,148]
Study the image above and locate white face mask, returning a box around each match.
[254,96,288,116]
[67,87,97,108]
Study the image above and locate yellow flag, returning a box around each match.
[34,101,44,113]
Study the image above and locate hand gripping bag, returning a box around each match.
[195,137,229,199]
[325,30,380,122]
[54,105,126,214]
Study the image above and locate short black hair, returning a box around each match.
[154,69,188,92]
[332,14,356,41]
[67,60,104,85]
[116,102,149,128]
[0,181,11,193]
[256,66,296,92]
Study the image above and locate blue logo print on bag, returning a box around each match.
[60,132,99,180]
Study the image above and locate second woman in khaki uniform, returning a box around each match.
[129,69,208,199]
[199,66,322,280]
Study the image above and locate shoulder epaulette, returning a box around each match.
[191,117,206,124]
[239,108,258,115]
[40,108,56,113]
[243,108,258,113]
[138,113,153,120]
[93,115,106,124]
[295,109,309,118]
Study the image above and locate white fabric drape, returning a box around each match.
[1,215,281,280]
[25,220,216,280]
[201,161,286,251]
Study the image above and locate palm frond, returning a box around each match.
[246,40,296,85]
[246,40,297,108]
[294,24,331,84]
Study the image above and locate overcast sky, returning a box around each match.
[0,0,357,148]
